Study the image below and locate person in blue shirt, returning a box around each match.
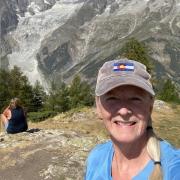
[85,59,180,180]
[1,98,28,134]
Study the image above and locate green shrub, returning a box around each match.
[27,111,57,122]
[157,79,180,103]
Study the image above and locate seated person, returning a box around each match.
[1,98,28,134]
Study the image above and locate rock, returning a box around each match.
[0,107,107,179]
[154,100,170,110]
[0,128,106,179]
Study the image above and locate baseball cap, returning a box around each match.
[95,59,155,96]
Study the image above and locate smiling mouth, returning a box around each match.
[114,121,136,126]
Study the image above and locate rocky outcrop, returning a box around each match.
[0,0,56,67]
[0,108,107,180]
[36,0,108,83]
[0,129,105,180]
[0,0,18,65]
[1,0,180,88]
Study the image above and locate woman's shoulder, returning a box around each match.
[89,140,112,153]
[160,140,180,179]
[87,140,113,162]
[3,106,11,118]
[85,140,113,180]
[160,140,180,160]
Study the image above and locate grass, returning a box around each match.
[28,107,107,139]
[29,102,180,148]
[152,103,180,148]
[27,111,58,122]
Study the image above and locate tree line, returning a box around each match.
[119,38,180,104]
[0,66,94,114]
[0,38,179,116]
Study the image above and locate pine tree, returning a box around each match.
[32,80,47,111]
[120,38,153,73]
[0,69,11,111]
[46,80,59,111]
[68,75,94,109]
[158,79,180,103]
[69,75,81,108]
[55,83,70,112]
[0,66,40,112]
[78,81,94,106]
[9,66,35,111]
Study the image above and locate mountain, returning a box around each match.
[0,0,180,89]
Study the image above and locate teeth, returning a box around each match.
[115,121,135,126]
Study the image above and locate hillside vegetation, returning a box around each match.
[29,100,180,148]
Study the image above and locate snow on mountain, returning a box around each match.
[7,1,84,86]
[1,0,180,89]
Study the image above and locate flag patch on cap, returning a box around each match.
[113,63,134,71]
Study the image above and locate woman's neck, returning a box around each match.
[111,135,150,180]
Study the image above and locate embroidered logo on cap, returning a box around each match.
[113,63,134,71]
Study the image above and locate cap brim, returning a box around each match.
[95,76,155,96]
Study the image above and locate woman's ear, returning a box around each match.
[95,97,103,120]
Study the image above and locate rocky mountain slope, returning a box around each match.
[0,102,180,180]
[0,0,180,88]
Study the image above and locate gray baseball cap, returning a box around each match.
[95,59,155,96]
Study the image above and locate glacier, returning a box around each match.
[7,1,84,87]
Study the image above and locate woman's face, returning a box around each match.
[96,85,154,144]
[10,101,16,109]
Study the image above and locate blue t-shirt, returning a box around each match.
[85,140,180,180]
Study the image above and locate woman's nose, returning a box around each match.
[117,107,132,117]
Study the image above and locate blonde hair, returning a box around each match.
[9,98,22,109]
[147,120,163,180]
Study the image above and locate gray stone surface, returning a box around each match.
[0,108,107,180]
[0,129,105,180]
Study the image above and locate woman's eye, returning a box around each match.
[106,96,117,101]
[131,97,142,102]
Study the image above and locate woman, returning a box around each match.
[85,59,180,180]
[1,98,28,134]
